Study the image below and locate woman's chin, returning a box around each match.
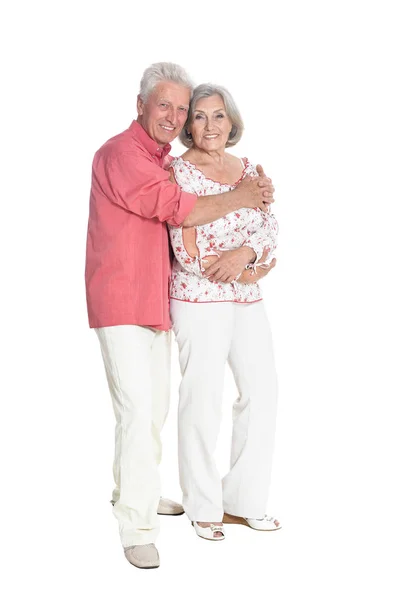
[196,140,225,151]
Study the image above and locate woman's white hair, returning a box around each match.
[179,83,244,148]
[139,62,194,102]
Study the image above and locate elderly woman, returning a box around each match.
[168,84,280,541]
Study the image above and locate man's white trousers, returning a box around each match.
[170,300,278,522]
[95,325,171,547]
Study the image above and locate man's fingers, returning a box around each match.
[257,179,269,188]
[262,192,275,202]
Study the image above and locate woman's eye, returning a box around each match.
[216,114,224,119]
[195,114,204,120]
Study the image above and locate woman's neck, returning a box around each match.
[185,147,227,167]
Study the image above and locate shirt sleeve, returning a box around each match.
[168,225,203,277]
[240,161,277,266]
[243,230,271,263]
[93,149,197,227]
[241,213,277,267]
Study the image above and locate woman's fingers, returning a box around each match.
[259,258,277,274]
[203,262,221,278]
[207,268,235,283]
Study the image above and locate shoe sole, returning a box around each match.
[157,510,185,516]
[131,564,160,569]
[223,513,282,531]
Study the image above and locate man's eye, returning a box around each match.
[178,107,188,112]
[160,103,168,108]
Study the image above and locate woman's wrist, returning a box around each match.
[239,245,256,264]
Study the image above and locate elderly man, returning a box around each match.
[85,62,275,569]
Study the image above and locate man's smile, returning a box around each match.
[159,125,175,131]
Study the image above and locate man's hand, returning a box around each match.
[255,164,275,206]
[232,164,275,213]
[203,247,256,283]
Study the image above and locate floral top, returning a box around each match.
[168,157,278,303]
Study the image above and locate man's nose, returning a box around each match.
[166,107,177,124]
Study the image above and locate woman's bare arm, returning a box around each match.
[169,168,199,257]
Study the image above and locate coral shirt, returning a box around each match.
[85,120,197,330]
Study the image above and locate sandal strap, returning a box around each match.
[253,515,276,522]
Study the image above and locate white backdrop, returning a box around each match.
[2,1,398,598]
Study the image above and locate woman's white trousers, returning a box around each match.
[171,300,278,521]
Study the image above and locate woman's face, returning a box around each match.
[188,95,232,152]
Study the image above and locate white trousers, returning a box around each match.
[95,325,171,547]
[170,300,278,522]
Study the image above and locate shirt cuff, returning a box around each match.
[171,191,197,227]
[242,242,264,265]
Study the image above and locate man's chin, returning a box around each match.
[158,127,179,144]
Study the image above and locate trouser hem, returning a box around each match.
[185,512,224,522]
[223,505,265,519]
[121,531,159,548]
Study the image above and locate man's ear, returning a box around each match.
[137,94,144,116]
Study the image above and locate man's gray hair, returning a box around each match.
[179,83,244,148]
[139,62,194,102]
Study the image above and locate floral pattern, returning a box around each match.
[168,157,278,303]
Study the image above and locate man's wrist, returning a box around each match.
[226,188,243,211]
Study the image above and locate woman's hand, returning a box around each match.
[237,258,277,283]
[237,247,276,283]
[203,247,256,283]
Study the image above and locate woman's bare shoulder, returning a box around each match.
[180,150,195,162]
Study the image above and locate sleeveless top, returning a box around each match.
[168,157,278,303]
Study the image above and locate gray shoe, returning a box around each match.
[157,497,184,516]
[124,543,160,569]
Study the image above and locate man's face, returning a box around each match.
[137,81,191,147]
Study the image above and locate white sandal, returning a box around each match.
[192,521,225,541]
[245,515,281,531]
[223,513,281,531]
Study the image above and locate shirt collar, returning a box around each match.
[129,120,171,160]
